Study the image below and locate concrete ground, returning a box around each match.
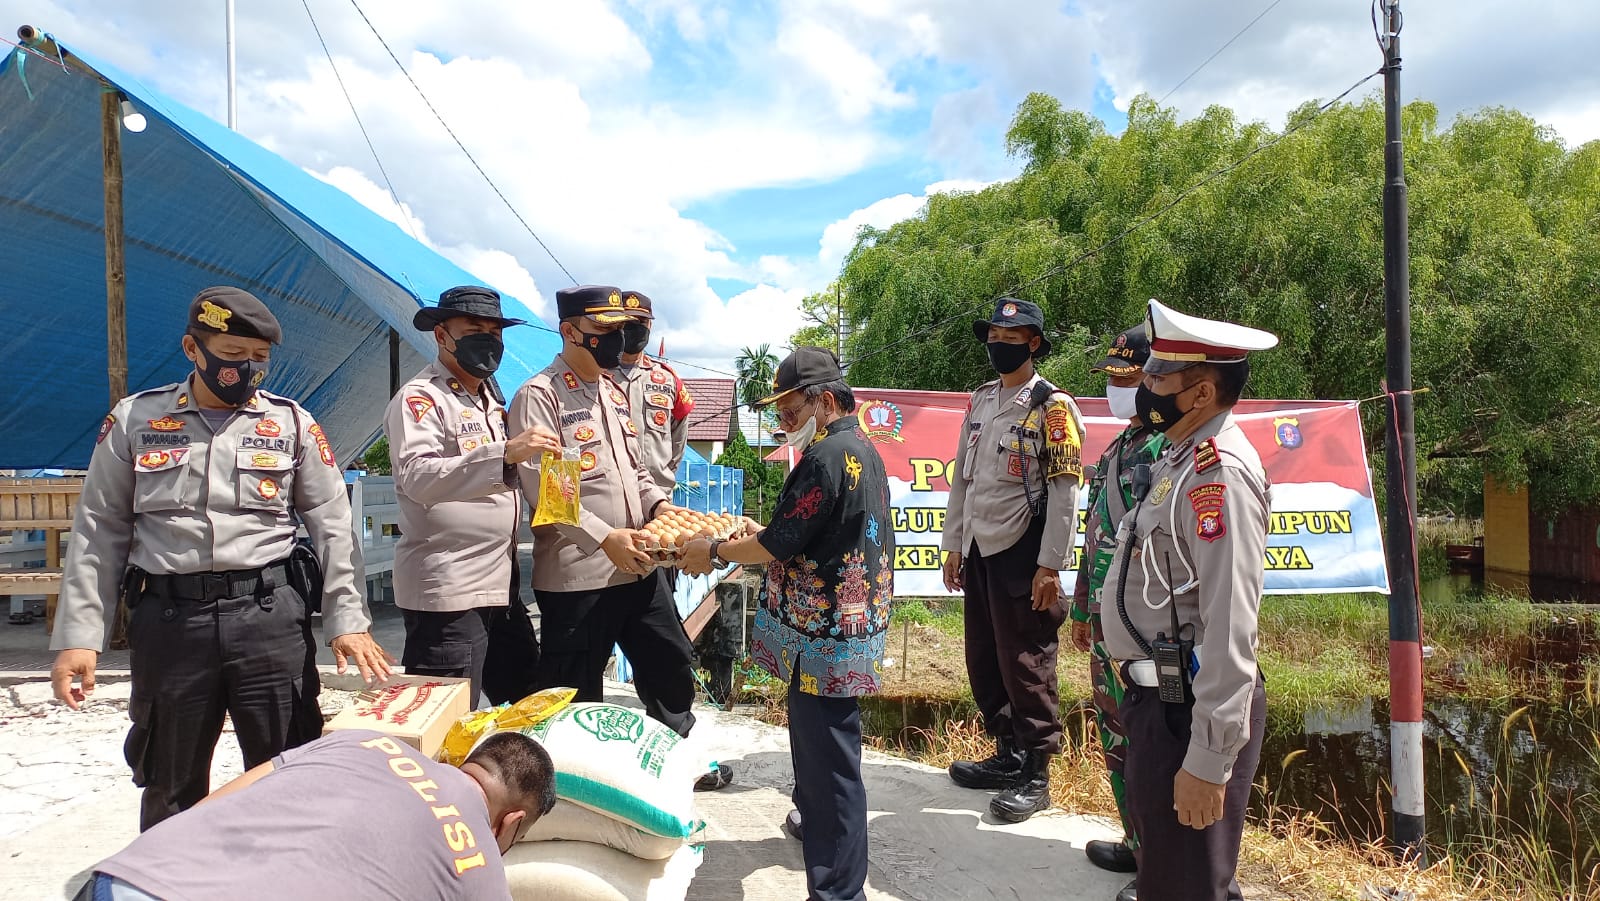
[1,592,1132,901]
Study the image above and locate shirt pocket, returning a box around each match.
[960,422,984,480]
[575,439,607,482]
[452,414,491,454]
[995,436,1030,484]
[132,448,193,513]
[236,449,295,511]
[643,390,673,433]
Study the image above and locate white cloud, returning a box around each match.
[309,166,432,246]
[659,283,810,374]
[817,179,993,276]
[776,19,914,122]
[1079,0,1600,146]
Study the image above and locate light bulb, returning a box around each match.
[120,99,147,133]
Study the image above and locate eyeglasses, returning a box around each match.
[775,399,811,427]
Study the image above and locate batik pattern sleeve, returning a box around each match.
[757,450,840,561]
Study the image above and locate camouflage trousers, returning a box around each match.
[1089,616,1137,850]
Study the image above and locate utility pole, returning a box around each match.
[226,0,238,128]
[1379,0,1426,864]
[836,282,853,379]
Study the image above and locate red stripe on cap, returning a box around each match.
[1388,640,1424,722]
[1149,337,1248,357]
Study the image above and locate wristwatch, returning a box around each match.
[709,539,727,567]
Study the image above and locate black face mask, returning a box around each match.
[194,340,266,407]
[621,321,651,355]
[575,327,626,370]
[449,332,504,379]
[1135,382,1193,434]
[986,340,1033,375]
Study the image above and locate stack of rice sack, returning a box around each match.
[466,699,717,901]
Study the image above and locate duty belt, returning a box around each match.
[144,561,290,601]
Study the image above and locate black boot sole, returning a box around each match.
[989,795,1051,823]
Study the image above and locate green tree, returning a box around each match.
[791,282,845,352]
[734,344,779,407]
[715,430,786,524]
[363,437,391,475]
[734,344,781,513]
[833,90,1600,514]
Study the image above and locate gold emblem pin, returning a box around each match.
[197,300,233,331]
[1150,476,1174,506]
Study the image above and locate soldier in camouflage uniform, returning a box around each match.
[1069,324,1163,889]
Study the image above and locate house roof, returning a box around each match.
[684,378,737,441]
[738,408,784,447]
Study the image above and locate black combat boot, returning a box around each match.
[989,750,1052,822]
[948,736,1024,789]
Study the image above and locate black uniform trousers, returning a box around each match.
[401,606,498,708]
[403,551,540,708]
[534,568,696,737]
[788,669,869,901]
[124,566,321,832]
[962,518,1067,754]
[1120,672,1267,901]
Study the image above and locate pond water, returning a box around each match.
[856,692,1600,869]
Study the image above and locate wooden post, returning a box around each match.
[389,327,401,396]
[102,90,128,403]
[102,89,132,650]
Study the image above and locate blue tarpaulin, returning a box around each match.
[0,34,562,469]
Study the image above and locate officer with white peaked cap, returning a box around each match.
[1099,299,1278,901]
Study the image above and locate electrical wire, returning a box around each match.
[1160,0,1289,105]
[300,0,421,243]
[344,0,579,286]
[842,66,1384,373]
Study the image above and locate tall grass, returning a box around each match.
[851,707,1600,901]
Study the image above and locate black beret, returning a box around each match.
[188,286,282,344]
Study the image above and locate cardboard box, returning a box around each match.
[323,674,472,759]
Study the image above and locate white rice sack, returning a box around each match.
[520,800,693,861]
[517,702,715,839]
[503,839,703,901]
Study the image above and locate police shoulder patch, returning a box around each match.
[1194,438,1220,474]
[1042,396,1083,482]
[406,395,435,423]
[96,414,116,445]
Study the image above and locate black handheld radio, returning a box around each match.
[1153,551,1196,704]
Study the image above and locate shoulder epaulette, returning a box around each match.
[1194,438,1220,473]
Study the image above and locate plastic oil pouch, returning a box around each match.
[531,448,582,527]
[438,687,579,766]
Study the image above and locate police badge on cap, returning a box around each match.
[972,297,1051,358]
[188,287,283,344]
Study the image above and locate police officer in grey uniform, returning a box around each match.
[385,286,560,706]
[1100,299,1278,901]
[613,290,693,493]
[507,285,703,739]
[941,298,1085,823]
[50,287,392,831]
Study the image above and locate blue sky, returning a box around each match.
[8,0,1596,375]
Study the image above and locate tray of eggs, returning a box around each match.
[639,510,744,563]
